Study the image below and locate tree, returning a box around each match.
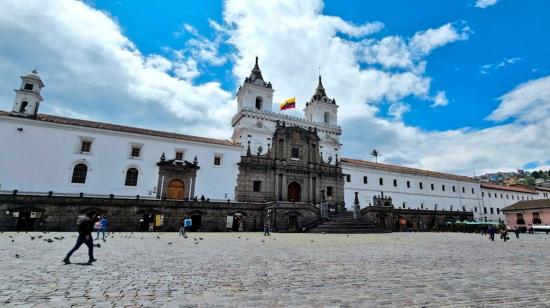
[371,149,380,163]
[525,176,536,187]
[532,171,540,179]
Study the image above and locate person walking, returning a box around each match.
[263,216,271,236]
[95,216,109,242]
[501,228,509,242]
[514,226,520,239]
[179,217,188,238]
[488,225,495,241]
[63,211,98,264]
[183,216,192,238]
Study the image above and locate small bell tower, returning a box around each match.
[304,75,338,125]
[236,57,274,113]
[12,70,44,117]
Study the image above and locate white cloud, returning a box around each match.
[475,0,499,9]
[388,102,410,120]
[431,91,449,107]
[0,0,545,176]
[0,0,234,137]
[480,57,522,74]
[223,0,469,121]
[221,0,548,175]
[409,22,471,55]
[358,22,470,72]
[488,75,550,122]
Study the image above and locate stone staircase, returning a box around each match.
[307,211,386,233]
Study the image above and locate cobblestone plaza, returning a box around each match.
[1,232,549,307]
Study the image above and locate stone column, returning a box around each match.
[282,174,287,201]
[274,171,279,201]
[354,192,361,219]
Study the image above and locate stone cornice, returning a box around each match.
[231,107,342,135]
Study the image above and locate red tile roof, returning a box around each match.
[502,199,550,211]
[340,158,476,183]
[480,183,537,194]
[0,110,240,147]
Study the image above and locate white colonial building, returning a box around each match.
[0,60,548,222]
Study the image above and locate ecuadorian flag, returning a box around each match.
[280,97,296,110]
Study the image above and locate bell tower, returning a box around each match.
[304,76,338,126]
[236,57,274,113]
[12,70,44,118]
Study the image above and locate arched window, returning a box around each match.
[324,112,330,124]
[255,96,263,110]
[71,163,87,183]
[19,101,28,113]
[125,168,139,186]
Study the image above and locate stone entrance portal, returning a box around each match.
[287,182,301,202]
[156,155,199,200]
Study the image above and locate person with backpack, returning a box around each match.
[63,211,98,264]
[179,218,187,238]
[95,216,109,242]
[181,216,192,238]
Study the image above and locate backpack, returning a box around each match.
[184,218,192,227]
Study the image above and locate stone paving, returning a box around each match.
[1,231,550,307]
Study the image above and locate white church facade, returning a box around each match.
[0,61,547,223]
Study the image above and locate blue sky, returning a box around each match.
[0,0,549,174]
[87,0,550,130]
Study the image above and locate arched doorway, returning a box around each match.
[287,182,301,202]
[166,179,185,200]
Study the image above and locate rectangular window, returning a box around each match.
[442,185,446,191]
[497,208,500,214]
[490,207,494,214]
[80,140,92,153]
[462,206,466,212]
[130,145,142,158]
[483,207,487,214]
[24,83,33,91]
[175,151,184,161]
[452,186,455,192]
[346,174,351,182]
[327,186,333,197]
[533,212,541,224]
[431,183,434,190]
[462,187,465,193]
[291,147,300,159]
[419,182,423,189]
[363,176,368,184]
[407,181,410,188]
[253,181,261,192]
[379,178,383,186]
[501,194,503,199]
[488,192,491,197]
[471,188,475,194]
[512,195,515,200]
[482,192,485,197]
[214,155,222,166]
[506,194,509,199]
[474,207,478,212]
[393,179,397,187]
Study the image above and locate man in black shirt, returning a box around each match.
[63,211,98,264]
